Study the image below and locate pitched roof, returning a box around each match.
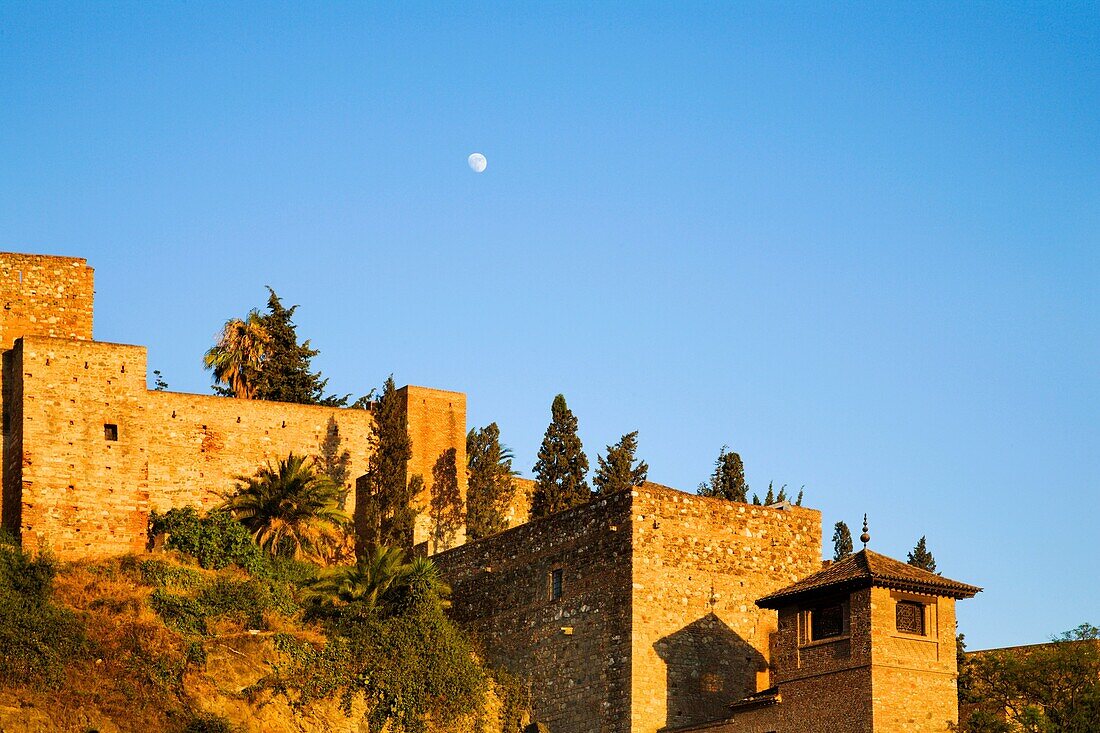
[756,549,981,608]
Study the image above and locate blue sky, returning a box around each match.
[1,2,1097,649]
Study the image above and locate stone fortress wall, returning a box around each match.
[0,252,465,558]
[630,488,821,732]
[433,486,823,733]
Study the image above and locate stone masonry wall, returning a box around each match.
[0,253,94,350]
[1,253,95,535]
[629,489,821,733]
[401,385,467,549]
[12,335,387,558]
[869,587,959,732]
[434,491,635,733]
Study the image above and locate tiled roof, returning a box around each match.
[756,549,981,608]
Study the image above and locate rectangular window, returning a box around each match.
[549,568,563,602]
[810,603,844,640]
[896,601,925,635]
[104,423,118,441]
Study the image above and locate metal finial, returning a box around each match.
[860,513,870,548]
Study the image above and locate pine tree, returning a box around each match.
[466,423,518,541]
[907,536,937,573]
[355,376,414,552]
[253,288,346,406]
[776,484,788,503]
[318,416,352,501]
[593,431,648,496]
[429,448,463,552]
[751,494,761,505]
[530,394,590,518]
[795,487,804,506]
[697,446,748,502]
[764,482,776,505]
[832,521,853,561]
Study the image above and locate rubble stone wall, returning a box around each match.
[629,489,821,733]
[434,491,635,733]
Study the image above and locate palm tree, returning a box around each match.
[203,310,268,399]
[305,547,451,616]
[306,545,410,611]
[224,453,349,562]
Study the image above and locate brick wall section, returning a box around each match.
[434,491,635,733]
[630,489,821,733]
[13,335,385,558]
[0,253,94,350]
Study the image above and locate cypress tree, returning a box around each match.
[907,536,937,573]
[764,482,776,505]
[593,431,648,496]
[466,423,518,541]
[355,376,414,552]
[253,288,346,406]
[697,446,748,502]
[795,487,804,506]
[530,394,590,518]
[429,448,463,552]
[832,521,853,561]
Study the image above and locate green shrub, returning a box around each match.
[0,541,87,687]
[149,508,265,574]
[265,565,487,733]
[150,589,209,635]
[140,559,205,590]
[150,576,300,635]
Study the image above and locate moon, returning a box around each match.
[468,152,487,173]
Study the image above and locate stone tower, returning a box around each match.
[746,549,982,733]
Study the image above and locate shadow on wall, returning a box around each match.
[1,351,19,539]
[654,612,766,731]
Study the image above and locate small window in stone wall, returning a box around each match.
[549,568,563,602]
[810,603,845,640]
[104,423,118,441]
[896,601,925,635]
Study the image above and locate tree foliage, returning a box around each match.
[907,536,937,573]
[593,431,648,496]
[253,288,345,405]
[267,557,486,733]
[465,423,518,541]
[530,394,590,518]
[223,454,350,563]
[429,448,463,552]
[832,521,853,561]
[356,376,416,553]
[0,535,86,688]
[957,624,1100,732]
[149,508,266,573]
[203,289,346,405]
[697,446,748,502]
[203,309,268,399]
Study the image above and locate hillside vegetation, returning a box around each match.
[0,525,530,733]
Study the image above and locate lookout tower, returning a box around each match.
[750,549,982,732]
